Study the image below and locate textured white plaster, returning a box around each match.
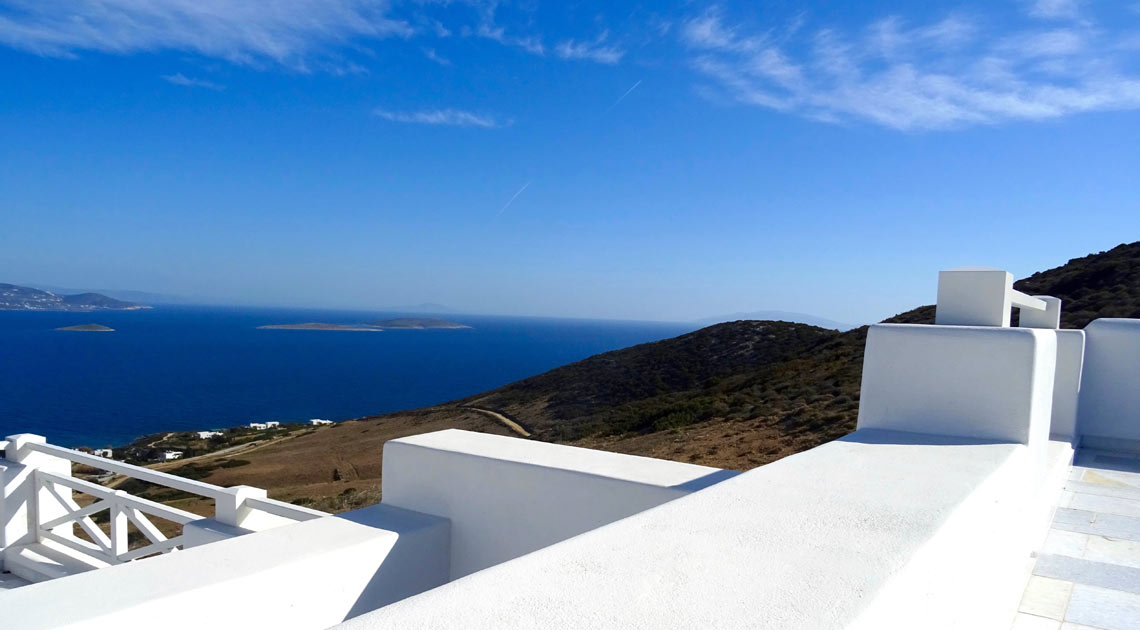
[857,324,1056,449]
[1011,613,1062,629]
[1078,319,1140,447]
[382,429,735,580]
[1050,330,1085,442]
[0,504,449,629]
[936,268,1016,327]
[338,431,1053,630]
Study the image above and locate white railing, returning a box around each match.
[28,441,233,502]
[244,496,326,521]
[35,470,202,564]
[4,434,327,573]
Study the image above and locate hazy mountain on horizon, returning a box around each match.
[26,284,194,305]
[697,310,855,331]
[383,303,458,314]
[1,283,149,311]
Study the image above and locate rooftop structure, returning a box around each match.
[1,269,1138,629]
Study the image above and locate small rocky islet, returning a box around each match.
[56,323,115,332]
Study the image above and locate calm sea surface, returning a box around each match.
[0,307,695,447]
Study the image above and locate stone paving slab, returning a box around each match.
[1064,480,1140,501]
[1034,553,1140,595]
[1041,530,1089,557]
[1052,508,1140,542]
[1084,536,1140,570]
[1065,584,1140,630]
[1068,493,1140,518]
[1019,576,1072,620]
[1016,448,1140,630]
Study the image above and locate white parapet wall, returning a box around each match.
[0,503,450,630]
[1050,329,1085,443]
[382,429,737,580]
[1078,318,1140,451]
[336,312,1076,630]
[857,324,1056,447]
[336,431,1072,630]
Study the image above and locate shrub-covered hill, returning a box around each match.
[439,242,1140,467]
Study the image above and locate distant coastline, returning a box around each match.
[258,318,471,331]
[371,318,471,329]
[1,282,149,312]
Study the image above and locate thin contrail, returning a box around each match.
[497,180,531,216]
[604,79,642,114]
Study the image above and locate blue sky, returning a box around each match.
[1,0,1138,324]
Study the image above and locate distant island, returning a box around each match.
[1,283,150,312]
[257,323,385,332]
[370,318,471,329]
[258,318,471,331]
[56,324,115,332]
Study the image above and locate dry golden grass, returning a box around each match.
[142,409,516,510]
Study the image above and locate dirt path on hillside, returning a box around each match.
[461,407,531,437]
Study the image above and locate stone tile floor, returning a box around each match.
[1013,449,1140,630]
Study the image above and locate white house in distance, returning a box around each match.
[155,450,183,462]
[248,422,268,430]
[265,421,280,429]
[196,431,222,439]
[1,267,1138,629]
[309,419,333,426]
[91,448,112,458]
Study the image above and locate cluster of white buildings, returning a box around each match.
[248,421,280,431]
[1,267,1137,629]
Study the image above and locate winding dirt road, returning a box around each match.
[462,407,531,438]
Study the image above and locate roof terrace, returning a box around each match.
[1,268,1138,629]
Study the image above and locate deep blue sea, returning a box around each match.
[0,307,695,448]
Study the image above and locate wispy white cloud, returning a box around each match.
[373,107,506,128]
[422,47,451,66]
[471,22,544,56]
[681,6,1140,131]
[161,72,223,90]
[1029,0,1084,20]
[555,31,624,64]
[0,0,412,70]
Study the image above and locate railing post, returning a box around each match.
[2,434,72,552]
[110,491,129,561]
[216,485,268,529]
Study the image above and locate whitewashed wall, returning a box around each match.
[1050,330,1085,442]
[857,324,1056,448]
[381,429,736,580]
[1078,318,1140,450]
[0,504,449,630]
